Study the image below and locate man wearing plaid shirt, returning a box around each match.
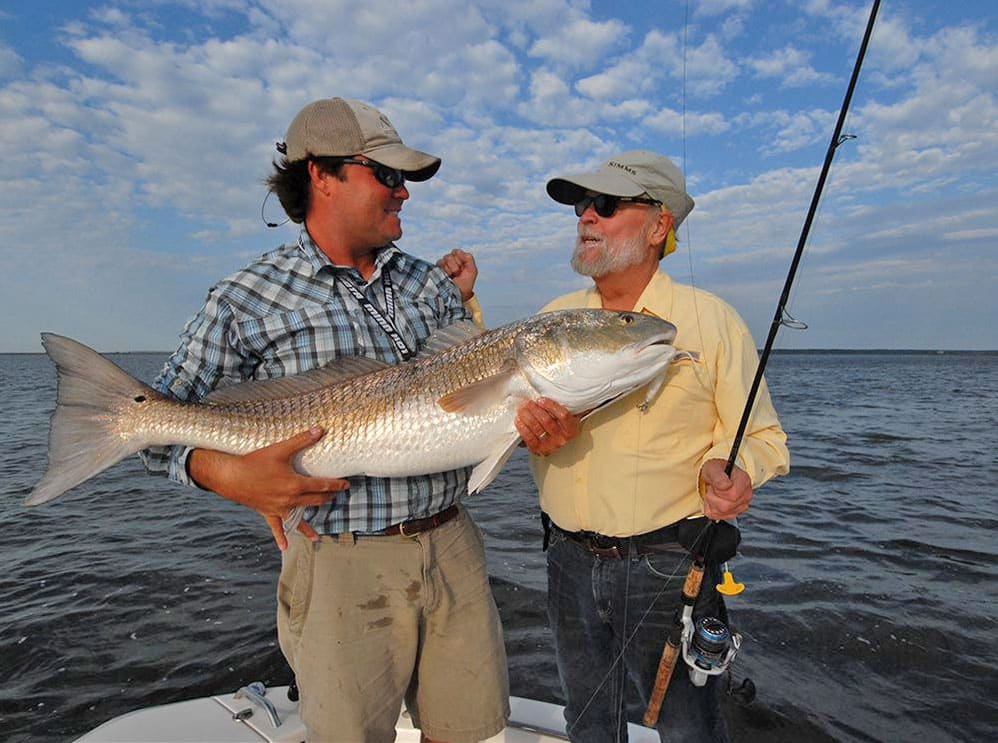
[142,98,508,743]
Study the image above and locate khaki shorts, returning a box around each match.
[277,507,509,742]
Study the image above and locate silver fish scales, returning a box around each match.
[26,309,687,518]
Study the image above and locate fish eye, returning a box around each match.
[621,314,634,325]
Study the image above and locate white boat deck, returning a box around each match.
[75,684,660,742]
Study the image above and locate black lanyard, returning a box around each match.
[299,234,414,360]
[337,270,414,361]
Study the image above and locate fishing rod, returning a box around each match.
[643,0,882,726]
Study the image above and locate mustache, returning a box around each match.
[576,228,605,242]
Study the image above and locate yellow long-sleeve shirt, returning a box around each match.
[529,269,790,536]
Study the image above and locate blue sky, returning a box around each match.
[1,0,995,352]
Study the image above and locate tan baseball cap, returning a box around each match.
[278,98,441,181]
[547,150,695,227]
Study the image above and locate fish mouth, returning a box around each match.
[636,330,677,349]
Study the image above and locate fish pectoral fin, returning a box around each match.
[204,357,389,404]
[436,362,517,414]
[468,434,521,495]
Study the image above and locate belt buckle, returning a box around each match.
[398,520,420,539]
[590,537,623,559]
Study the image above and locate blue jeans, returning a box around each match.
[546,528,730,743]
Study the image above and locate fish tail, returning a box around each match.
[25,334,157,506]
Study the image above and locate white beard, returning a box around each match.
[571,230,649,278]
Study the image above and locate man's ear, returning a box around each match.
[307,160,335,197]
[650,208,674,248]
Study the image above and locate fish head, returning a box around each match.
[514,309,680,411]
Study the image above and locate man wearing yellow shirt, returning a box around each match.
[515,150,790,742]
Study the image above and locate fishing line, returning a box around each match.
[679,0,708,363]
[643,0,883,725]
[565,538,698,737]
[569,1,710,734]
[564,520,718,733]
[564,391,652,740]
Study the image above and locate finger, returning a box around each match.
[514,401,547,435]
[514,418,548,446]
[532,397,569,423]
[525,401,577,444]
[294,477,350,494]
[708,484,742,504]
[706,470,734,493]
[704,500,728,521]
[525,417,551,442]
[705,492,748,520]
[297,520,320,542]
[266,514,289,552]
[534,399,581,439]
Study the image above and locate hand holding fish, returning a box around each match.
[515,398,582,456]
[436,249,478,302]
[187,426,350,551]
[699,458,753,521]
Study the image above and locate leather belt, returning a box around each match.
[553,521,681,559]
[380,504,460,538]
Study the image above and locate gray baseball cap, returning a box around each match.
[278,98,441,181]
[547,150,695,227]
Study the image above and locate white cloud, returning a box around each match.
[682,33,740,98]
[865,15,922,71]
[0,42,23,78]
[943,228,998,241]
[695,0,754,17]
[528,17,629,68]
[572,29,737,103]
[0,1,995,351]
[747,46,837,87]
[644,107,730,136]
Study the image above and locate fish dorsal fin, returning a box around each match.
[436,360,518,415]
[416,320,485,359]
[204,356,389,404]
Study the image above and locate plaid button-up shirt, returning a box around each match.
[142,230,472,534]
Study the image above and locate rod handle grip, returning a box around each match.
[643,639,681,727]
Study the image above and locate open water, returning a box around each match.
[1,350,996,742]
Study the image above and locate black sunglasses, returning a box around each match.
[339,158,406,189]
[574,194,661,218]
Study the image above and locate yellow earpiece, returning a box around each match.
[663,227,677,257]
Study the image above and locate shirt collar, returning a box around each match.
[634,268,675,319]
[296,228,401,280]
[584,268,675,317]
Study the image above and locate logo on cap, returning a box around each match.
[377,114,398,135]
[606,160,638,176]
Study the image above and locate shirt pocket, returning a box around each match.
[653,352,712,411]
[233,304,356,378]
[610,353,713,459]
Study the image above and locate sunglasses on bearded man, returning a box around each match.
[574,193,662,218]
